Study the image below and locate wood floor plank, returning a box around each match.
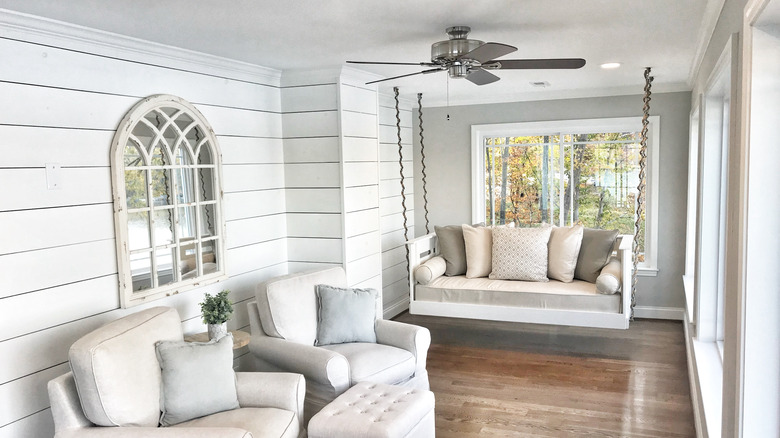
[394,313,695,437]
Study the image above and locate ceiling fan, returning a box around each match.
[347,26,586,86]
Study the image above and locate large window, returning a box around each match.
[111,95,226,308]
[472,117,659,272]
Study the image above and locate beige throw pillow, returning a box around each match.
[547,225,584,283]
[489,226,551,282]
[462,224,492,278]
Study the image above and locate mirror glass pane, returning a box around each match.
[155,247,176,287]
[130,251,152,292]
[124,142,144,167]
[200,240,218,275]
[132,120,155,149]
[197,168,215,202]
[125,170,148,209]
[174,144,194,166]
[151,169,171,206]
[200,204,216,237]
[178,206,197,240]
[180,242,198,279]
[153,208,174,246]
[175,167,195,204]
[127,211,150,250]
[197,143,213,165]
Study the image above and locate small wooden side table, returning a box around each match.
[184,330,250,349]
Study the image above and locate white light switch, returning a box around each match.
[46,163,61,190]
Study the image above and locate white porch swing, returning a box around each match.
[400,69,653,329]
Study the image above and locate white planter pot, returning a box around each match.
[207,322,227,340]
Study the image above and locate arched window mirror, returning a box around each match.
[111,95,226,308]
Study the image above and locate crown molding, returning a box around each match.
[687,0,728,87]
[0,8,281,85]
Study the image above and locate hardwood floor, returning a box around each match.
[394,313,696,437]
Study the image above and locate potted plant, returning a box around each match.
[199,290,233,340]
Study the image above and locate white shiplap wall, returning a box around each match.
[0,14,288,437]
[281,69,384,292]
[378,93,415,318]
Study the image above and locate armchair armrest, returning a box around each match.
[248,334,350,393]
[375,319,431,375]
[235,372,304,433]
[55,428,250,438]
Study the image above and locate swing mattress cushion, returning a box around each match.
[415,275,620,313]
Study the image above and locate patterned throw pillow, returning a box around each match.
[489,226,552,282]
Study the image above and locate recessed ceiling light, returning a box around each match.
[600,62,621,69]
[530,81,550,88]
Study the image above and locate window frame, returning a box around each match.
[110,94,227,308]
[471,116,660,274]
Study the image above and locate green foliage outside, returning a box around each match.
[485,132,645,256]
[200,290,233,325]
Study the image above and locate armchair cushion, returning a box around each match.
[321,343,415,385]
[68,306,182,427]
[315,285,377,346]
[174,407,299,438]
[155,334,239,426]
[256,268,347,345]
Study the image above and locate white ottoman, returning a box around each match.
[308,382,435,438]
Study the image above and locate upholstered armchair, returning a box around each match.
[48,306,306,438]
[247,267,431,424]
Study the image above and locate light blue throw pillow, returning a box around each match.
[155,334,239,426]
[315,285,377,346]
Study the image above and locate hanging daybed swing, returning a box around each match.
[397,68,652,329]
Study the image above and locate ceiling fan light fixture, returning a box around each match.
[600,62,621,69]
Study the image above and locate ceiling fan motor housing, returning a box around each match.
[431,26,483,78]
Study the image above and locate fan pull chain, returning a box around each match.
[446,76,450,121]
[395,87,410,282]
[418,93,430,234]
[631,67,653,321]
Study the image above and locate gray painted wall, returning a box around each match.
[412,91,691,310]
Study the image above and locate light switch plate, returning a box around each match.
[46,163,61,190]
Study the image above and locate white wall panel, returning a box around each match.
[344,208,380,237]
[379,124,413,145]
[341,84,378,114]
[284,163,340,188]
[283,137,340,163]
[381,213,415,235]
[0,203,114,255]
[288,238,342,263]
[281,84,338,112]
[379,142,413,163]
[226,239,287,277]
[0,38,281,112]
[0,239,117,299]
[0,167,111,212]
[287,213,342,238]
[382,246,407,268]
[0,409,54,438]
[286,189,342,213]
[198,105,282,138]
[0,363,68,428]
[343,137,379,162]
[222,163,285,192]
[346,253,382,285]
[224,189,286,220]
[342,111,378,138]
[282,111,339,138]
[287,261,341,274]
[220,136,284,165]
[378,106,413,128]
[381,229,407,252]
[225,214,287,249]
[345,231,381,262]
[380,179,414,200]
[0,275,119,342]
[382,262,408,288]
[343,162,378,188]
[0,125,111,167]
[352,274,383,293]
[380,161,413,180]
[344,186,379,213]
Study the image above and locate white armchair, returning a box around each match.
[247,267,431,424]
[48,306,305,438]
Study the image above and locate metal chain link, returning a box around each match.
[418,92,430,234]
[631,67,653,320]
[395,87,410,281]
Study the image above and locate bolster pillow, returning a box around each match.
[596,257,622,295]
[414,256,447,285]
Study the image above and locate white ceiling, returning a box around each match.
[0,0,716,106]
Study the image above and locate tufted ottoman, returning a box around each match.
[308,382,435,438]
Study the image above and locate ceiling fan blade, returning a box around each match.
[466,68,500,86]
[488,58,587,70]
[365,67,444,85]
[460,42,517,63]
[347,60,438,67]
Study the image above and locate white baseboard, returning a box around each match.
[384,297,410,320]
[633,306,686,320]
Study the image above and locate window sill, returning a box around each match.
[692,338,723,438]
[636,267,658,277]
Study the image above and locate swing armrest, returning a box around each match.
[406,233,438,302]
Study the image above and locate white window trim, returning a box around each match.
[110,94,227,308]
[683,101,701,323]
[471,116,660,275]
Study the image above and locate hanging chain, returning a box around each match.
[195,126,213,232]
[418,92,430,234]
[631,67,653,320]
[395,87,410,281]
